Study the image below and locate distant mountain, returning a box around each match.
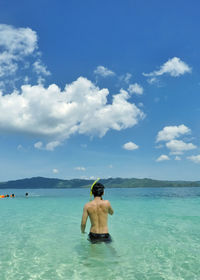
[0,176,200,189]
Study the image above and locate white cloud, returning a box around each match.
[53,168,59,174]
[94,66,115,77]
[124,73,132,83]
[33,60,51,76]
[34,141,43,149]
[156,125,190,142]
[24,76,30,83]
[166,140,196,155]
[74,166,86,171]
[187,154,200,163]
[143,57,191,78]
[123,141,139,150]
[175,156,181,161]
[156,154,170,162]
[46,141,61,151]
[0,77,144,145]
[17,144,24,151]
[119,73,132,84]
[147,77,159,84]
[128,83,143,95]
[34,140,61,151]
[0,24,37,78]
[0,24,51,91]
[138,102,144,108]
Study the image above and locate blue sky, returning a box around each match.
[0,0,200,181]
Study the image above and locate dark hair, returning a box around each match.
[92,182,105,197]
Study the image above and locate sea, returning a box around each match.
[0,187,200,280]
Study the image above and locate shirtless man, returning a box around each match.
[81,182,114,243]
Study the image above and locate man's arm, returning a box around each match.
[81,205,88,233]
[107,201,114,215]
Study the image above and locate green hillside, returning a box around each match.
[0,177,200,189]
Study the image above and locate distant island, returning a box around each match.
[0,177,200,189]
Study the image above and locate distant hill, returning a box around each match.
[0,176,200,189]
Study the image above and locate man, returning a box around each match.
[81,182,114,243]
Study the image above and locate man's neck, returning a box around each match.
[94,196,102,201]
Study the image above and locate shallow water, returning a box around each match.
[0,187,200,280]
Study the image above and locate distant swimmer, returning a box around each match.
[81,180,114,243]
[10,194,15,198]
[25,193,28,197]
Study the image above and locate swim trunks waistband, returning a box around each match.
[88,232,112,243]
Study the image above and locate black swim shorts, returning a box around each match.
[88,232,112,243]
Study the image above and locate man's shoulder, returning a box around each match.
[84,202,90,207]
[102,200,110,205]
[84,201,93,208]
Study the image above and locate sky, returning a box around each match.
[0,0,200,181]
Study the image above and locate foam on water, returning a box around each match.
[0,188,200,280]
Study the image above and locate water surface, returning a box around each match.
[0,187,200,280]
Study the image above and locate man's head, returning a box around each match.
[92,182,105,197]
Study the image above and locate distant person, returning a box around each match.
[10,194,15,198]
[25,193,28,197]
[81,182,114,243]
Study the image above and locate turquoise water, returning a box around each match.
[0,187,200,280]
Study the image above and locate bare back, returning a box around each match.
[81,197,113,234]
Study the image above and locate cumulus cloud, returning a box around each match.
[166,140,196,155]
[143,57,191,78]
[53,168,59,174]
[74,166,86,171]
[156,125,190,142]
[0,77,144,148]
[33,60,51,76]
[128,83,143,95]
[175,156,181,161]
[34,141,43,149]
[46,141,61,151]
[119,73,132,84]
[34,141,61,151]
[147,77,159,84]
[0,24,51,91]
[123,141,139,150]
[187,154,200,163]
[0,24,37,78]
[156,154,170,162]
[94,66,115,77]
